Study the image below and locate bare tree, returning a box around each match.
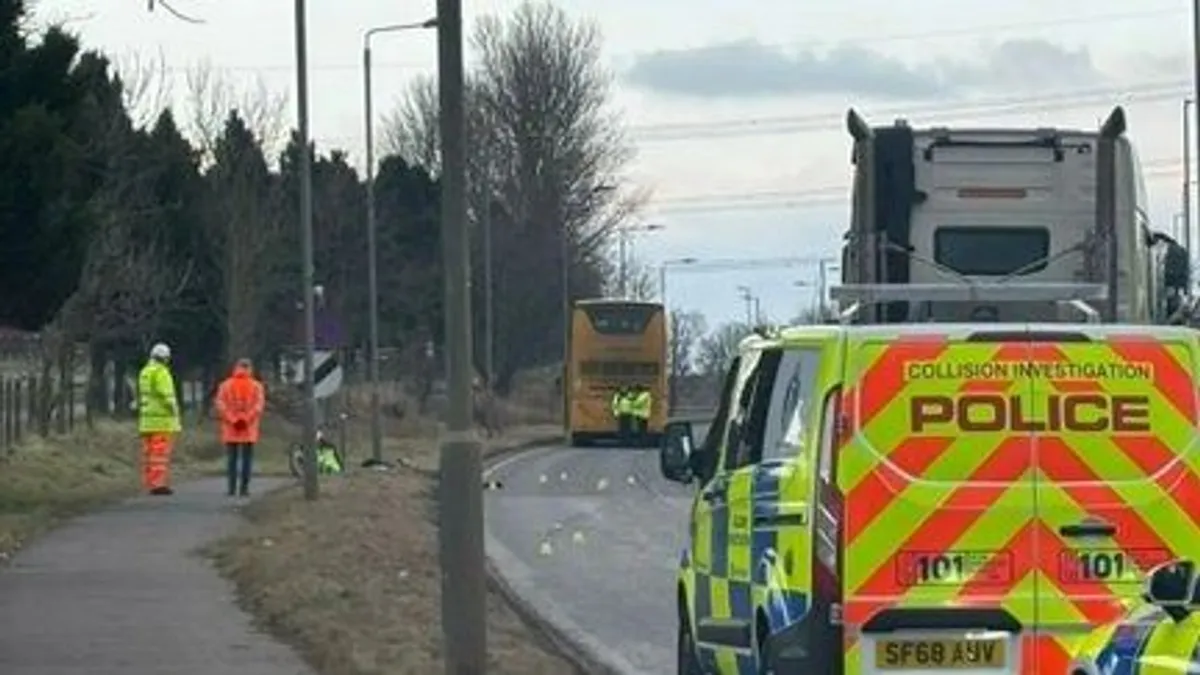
[696,321,752,378]
[113,49,174,130]
[183,60,288,167]
[382,75,454,175]
[605,257,658,300]
[669,310,707,378]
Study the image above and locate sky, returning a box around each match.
[26,0,1199,329]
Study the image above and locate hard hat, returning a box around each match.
[150,342,171,360]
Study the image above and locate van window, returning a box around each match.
[724,350,778,471]
[934,226,1050,276]
[762,348,823,462]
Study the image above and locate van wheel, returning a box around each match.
[677,611,704,675]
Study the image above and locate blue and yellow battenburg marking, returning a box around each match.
[1073,604,1200,674]
[686,445,813,674]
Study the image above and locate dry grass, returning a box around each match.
[206,426,578,675]
[0,418,249,559]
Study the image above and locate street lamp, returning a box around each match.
[363,16,437,465]
[561,183,616,429]
[736,285,758,325]
[618,222,665,297]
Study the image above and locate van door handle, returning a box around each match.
[1059,521,1116,538]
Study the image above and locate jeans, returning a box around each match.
[225,443,254,494]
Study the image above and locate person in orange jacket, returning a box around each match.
[214,358,265,497]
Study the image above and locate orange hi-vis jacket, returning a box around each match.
[215,364,265,444]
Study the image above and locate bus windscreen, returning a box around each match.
[580,305,658,334]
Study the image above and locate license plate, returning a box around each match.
[875,638,1007,669]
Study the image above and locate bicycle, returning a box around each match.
[287,428,347,478]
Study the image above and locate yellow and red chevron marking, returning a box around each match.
[839,328,1200,661]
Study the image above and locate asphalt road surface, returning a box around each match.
[485,422,710,675]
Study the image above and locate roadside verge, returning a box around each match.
[205,427,590,675]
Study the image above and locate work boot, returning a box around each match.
[150,486,174,496]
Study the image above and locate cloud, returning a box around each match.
[624,38,1106,100]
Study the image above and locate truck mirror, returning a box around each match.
[1164,243,1190,290]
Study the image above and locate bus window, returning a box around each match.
[581,305,658,334]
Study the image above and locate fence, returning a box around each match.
[1,373,79,452]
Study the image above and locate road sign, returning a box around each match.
[293,349,343,399]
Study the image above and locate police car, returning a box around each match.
[658,310,1200,673]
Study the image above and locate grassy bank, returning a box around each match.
[205,426,578,675]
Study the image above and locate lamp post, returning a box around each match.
[561,183,616,429]
[617,223,664,297]
[363,16,437,466]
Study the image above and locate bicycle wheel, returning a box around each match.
[287,442,307,479]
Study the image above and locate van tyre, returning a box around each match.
[677,611,704,675]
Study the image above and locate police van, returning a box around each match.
[659,283,1200,674]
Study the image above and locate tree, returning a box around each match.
[668,310,706,378]
[696,321,752,378]
[667,309,706,409]
[203,111,282,364]
[0,21,104,331]
[386,1,641,391]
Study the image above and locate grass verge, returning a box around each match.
[205,426,581,675]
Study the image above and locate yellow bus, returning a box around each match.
[565,299,667,447]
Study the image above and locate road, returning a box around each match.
[485,421,710,675]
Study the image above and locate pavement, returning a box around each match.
[0,477,315,675]
[484,423,710,675]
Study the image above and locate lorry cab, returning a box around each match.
[839,106,1191,326]
[661,291,1200,674]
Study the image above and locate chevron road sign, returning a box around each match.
[292,349,343,400]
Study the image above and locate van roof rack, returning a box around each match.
[828,282,1109,325]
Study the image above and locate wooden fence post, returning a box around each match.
[13,378,22,443]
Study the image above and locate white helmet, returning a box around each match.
[150,342,171,361]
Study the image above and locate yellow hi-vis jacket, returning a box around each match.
[630,390,651,420]
[611,390,631,416]
[137,359,181,434]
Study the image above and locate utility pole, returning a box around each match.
[363,33,383,467]
[435,0,487,671]
[294,0,319,500]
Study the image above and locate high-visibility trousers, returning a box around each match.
[140,432,174,490]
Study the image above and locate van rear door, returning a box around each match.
[1030,326,1200,672]
[841,326,1036,673]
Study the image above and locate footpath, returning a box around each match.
[0,477,316,675]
